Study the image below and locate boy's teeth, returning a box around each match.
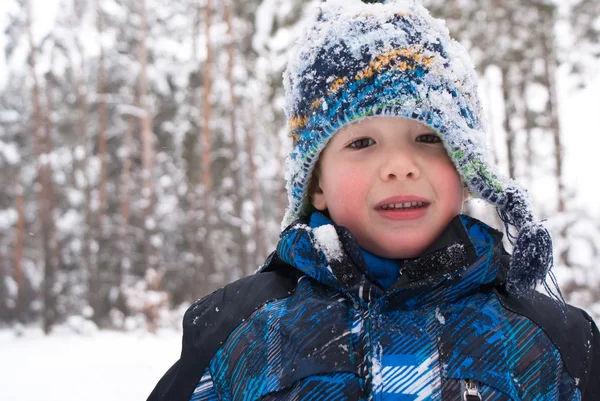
[381,201,425,210]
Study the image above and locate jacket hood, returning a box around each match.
[272,213,508,308]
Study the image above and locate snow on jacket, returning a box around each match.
[148,214,600,401]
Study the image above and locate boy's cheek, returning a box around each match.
[429,161,463,192]
[324,182,367,223]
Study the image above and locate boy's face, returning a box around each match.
[311,117,467,259]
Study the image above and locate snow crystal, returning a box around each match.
[4,276,18,299]
[0,109,20,123]
[147,292,166,306]
[150,234,163,249]
[435,307,446,325]
[39,153,50,166]
[156,194,179,220]
[56,210,80,233]
[0,141,21,164]
[63,316,99,336]
[82,306,94,319]
[67,188,84,207]
[90,240,99,253]
[73,145,85,162]
[370,343,384,390]
[145,218,156,231]
[74,170,87,189]
[312,224,344,262]
[159,175,173,188]
[351,318,363,335]
[0,209,18,230]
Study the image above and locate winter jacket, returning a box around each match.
[148,214,600,401]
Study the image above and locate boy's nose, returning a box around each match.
[379,151,421,182]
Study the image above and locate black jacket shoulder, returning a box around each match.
[147,256,301,401]
[495,288,600,398]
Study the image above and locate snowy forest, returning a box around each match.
[0,0,599,334]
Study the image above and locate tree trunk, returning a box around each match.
[500,66,517,180]
[225,2,250,276]
[198,0,215,294]
[183,1,201,292]
[539,6,566,213]
[247,109,267,268]
[138,0,157,273]
[97,1,108,216]
[27,0,58,335]
[86,0,107,324]
[519,61,534,187]
[118,115,134,314]
[70,14,99,322]
[538,4,570,268]
[13,180,25,319]
[45,58,63,280]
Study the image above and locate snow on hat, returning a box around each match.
[281,0,560,301]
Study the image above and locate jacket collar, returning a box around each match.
[272,213,508,308]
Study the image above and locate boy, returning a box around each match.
[149,0,600,400]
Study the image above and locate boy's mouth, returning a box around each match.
[374,196,430,220]
[379,201,426,210]
[375,196,430,210]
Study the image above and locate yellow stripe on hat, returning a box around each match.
[355,48,434,82]
[289,115,309,131]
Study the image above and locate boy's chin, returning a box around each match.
[363,241,430,260]
[359,228,447,259]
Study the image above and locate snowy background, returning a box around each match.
[1,0,600,400]
[0,325,181,400]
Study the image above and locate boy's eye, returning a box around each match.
[348,138,376,149]
[416,134,441,144]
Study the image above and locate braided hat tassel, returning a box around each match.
[469,175,564,307]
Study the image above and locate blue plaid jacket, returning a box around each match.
[148,215,600,401]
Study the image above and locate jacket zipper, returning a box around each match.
[462,379,482,401]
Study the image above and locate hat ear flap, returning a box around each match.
[470,180,565,310]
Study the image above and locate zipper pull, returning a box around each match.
[462,379,482,401]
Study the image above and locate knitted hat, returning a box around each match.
[281,0,560,301]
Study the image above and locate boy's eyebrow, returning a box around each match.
[338,126,365,138]
[415,123,436,132]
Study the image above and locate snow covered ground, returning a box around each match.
[0,326,181,401]
[2,302,598,401]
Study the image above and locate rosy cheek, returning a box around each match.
[438,166,458,182]
[331,176,364,209]
[433,162,463,199]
